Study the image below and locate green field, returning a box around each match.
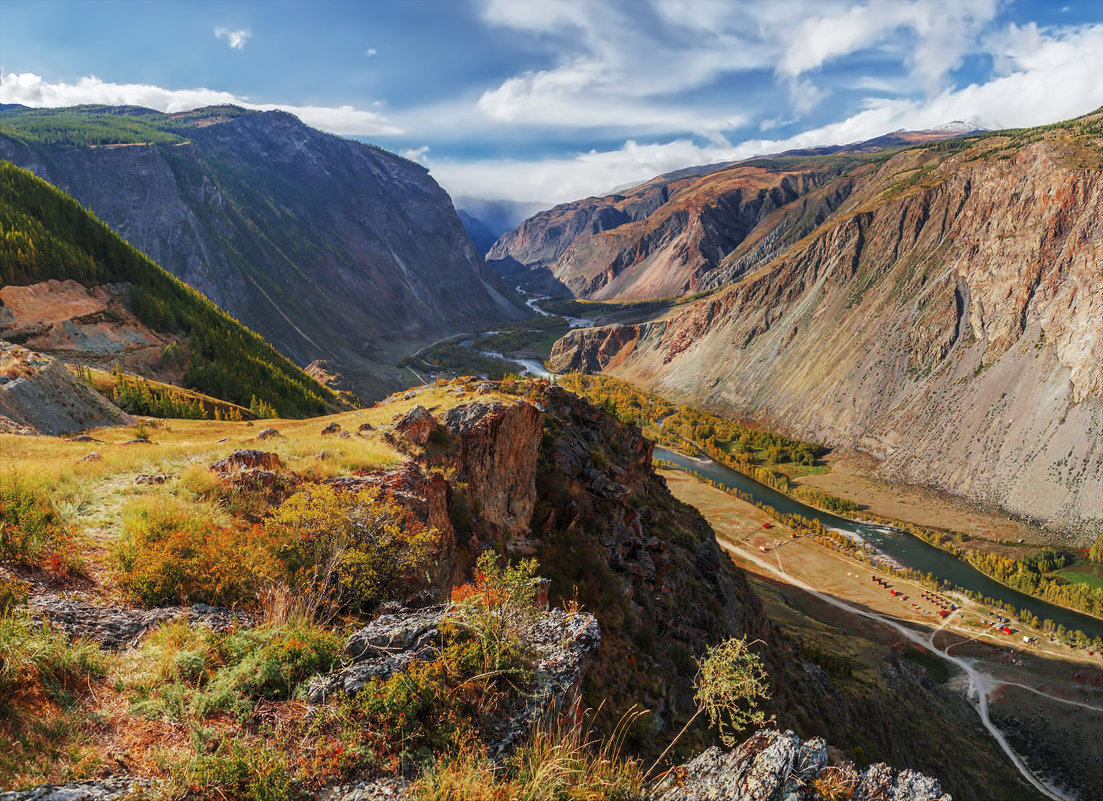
[1056,563,1103,590]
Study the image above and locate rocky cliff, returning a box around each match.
[487,128,982,302]
[0,105,524,398]
[550,111,1103,538]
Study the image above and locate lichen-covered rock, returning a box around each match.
[656,729,950,801]
[321,421,343,436]
[321,778,410,800]
[0,778,150,800]
[133,473,167,485]
[256,427,280,439]
[29,595,251,649]
[303,606,446,702]
[393,404,442,445]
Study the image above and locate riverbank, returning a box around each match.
[656,447,1103,643]
[661,469,1103,801]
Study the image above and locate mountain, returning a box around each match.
[0,104,524,398]
[548,110,1103,537]
[456,209,499,256]
[0,160,340,417]
[487,125,987,301]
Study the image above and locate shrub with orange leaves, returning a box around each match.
[113,498,280,606]
[0,478,84,577]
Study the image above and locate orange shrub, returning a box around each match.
[113,499,280,606]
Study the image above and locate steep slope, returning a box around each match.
[487,128,981,301]
[550,111,1103,538]
[0,104,523,398]
[0,341,131,434]
[0,161,339,416]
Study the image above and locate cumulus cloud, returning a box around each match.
[214,27,251,50]
[0,72,402,136]
[428,22,1103,202]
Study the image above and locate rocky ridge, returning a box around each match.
[0,341,131,435]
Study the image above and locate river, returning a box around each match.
[655,447,1103,639]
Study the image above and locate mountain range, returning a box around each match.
[0,104,524,398]
[541,110,1103,537]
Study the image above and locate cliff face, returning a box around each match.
[488,165,851,301]
[486,129,983,302]
[550,118,1103,538]
[0,106,523,398]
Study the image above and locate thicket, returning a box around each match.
[113,484,439,616]
[0,161,333,417]
[0,478,83,577]
[967,549,1103,619]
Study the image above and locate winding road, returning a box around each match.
[725,540,1085,801]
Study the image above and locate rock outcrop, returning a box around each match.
[549,115,1103,538]
[656,729,950,801]
[0,341,131,435]
[29,594,250,650]
[443,400,543,540]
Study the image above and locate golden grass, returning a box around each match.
[0,380,509,587]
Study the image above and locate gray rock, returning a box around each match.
[256,427,281,439]
[30,595,252,650]
[655,729,950,801]
[321,778,410,800]
[0,777,150,800]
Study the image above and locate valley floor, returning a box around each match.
[662,471,1103,801]
[794,450,1054,551]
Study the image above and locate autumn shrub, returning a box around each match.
[444,551,541,684]
[0,574,29,614]
[0,479,83,577]
[266,483,437,615]
[0,613,105,716]
[112,497,280,606]
[176,739,295,801]
[694,637,771,747]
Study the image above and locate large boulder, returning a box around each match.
[443,400,543,539]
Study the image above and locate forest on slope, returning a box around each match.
[0,160,340,417]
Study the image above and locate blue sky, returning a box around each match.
[2,0,1101,202]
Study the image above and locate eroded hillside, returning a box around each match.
[550,112,1103,538]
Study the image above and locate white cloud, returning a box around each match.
[401,145,431,164]
[778,0,1000,103]
[0,72,402,136]
[214,27,251,50]
[427,22,1103,202]
[366,48,377,56]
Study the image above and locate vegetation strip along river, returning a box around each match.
[655,447,1103,640]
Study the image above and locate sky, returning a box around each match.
[1,0,1101,204]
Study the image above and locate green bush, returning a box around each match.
[178,740,294,801]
